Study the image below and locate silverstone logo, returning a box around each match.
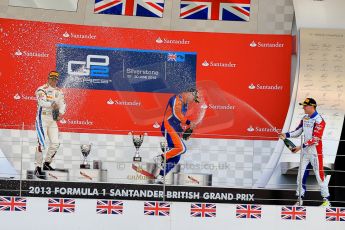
[155,37,191,45]
[68,55,111,84]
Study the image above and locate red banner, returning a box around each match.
[0,18,291,139]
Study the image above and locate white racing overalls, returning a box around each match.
[35,84,66,167]
[286,111,330,198]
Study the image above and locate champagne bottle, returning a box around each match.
[283,138,296,152]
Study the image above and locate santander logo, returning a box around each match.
[62,31,96,39]
[155,37,163,44]
[63,32,70,38]
[247,126,254,132]
[250,40,284,48]
[248,83,256,90]
[59,118,67,124]
[14,94,21,100]
[15,49,23,56]
[106,98,141,106]
[248,83,283,90]
[201,104,208,109]
[250,41,257,47]
[155,37,190,45]
[201,60,236,68]
[107,98,114,105]
[13,93,36,100]
[247,125,281,133]
[202,60,209,66]
[153,122,160,129]
[14,49,48,58]
[60,118,93,126]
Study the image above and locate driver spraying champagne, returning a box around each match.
[34,71,66,179]
[154,88,202,184]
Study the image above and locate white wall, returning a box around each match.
[293,0,345,29]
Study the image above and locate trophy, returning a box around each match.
[160,140,168,153]
[129,132,146,162]
[80,144,91,169]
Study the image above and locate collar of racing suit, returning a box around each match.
[308,111,318,119]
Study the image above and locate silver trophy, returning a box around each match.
[80,144,91,169]
[129,132,147,162]
[160,140,168,153]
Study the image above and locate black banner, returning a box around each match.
[0,179,336,206]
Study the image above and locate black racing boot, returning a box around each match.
[34,166,46,180]
[43,162,55,171]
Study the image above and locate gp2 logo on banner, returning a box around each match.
[68,55,110,78]
[56,44,196,93]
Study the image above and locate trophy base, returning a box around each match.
[80,164,91,169]
[173,173,212,186]
[133,156,142,162]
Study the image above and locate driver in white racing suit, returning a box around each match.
[279,98,330,207]
[34,71,66,179]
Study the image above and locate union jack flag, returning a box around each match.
[96,200,123,214]
[48,198,75,213]
[94,0,165,18]
[190,203,216,217]
[281,206,306,220]
[236,204,262,219]
[144,202,170,216]
[326,208,345,221]
[0,196,27,212]
[167,53,177,61]
[180,0,251,21]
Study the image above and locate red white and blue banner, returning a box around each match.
[326,208,345,222]
[281,206,306,220]
[180,0,251,21]
[94,0,165,18]
[144,201,170,216]
[0,196,27,211]
[48,198,76,213]
[236,204,261,219]
[190,203,216,217]
[96,200,124,214]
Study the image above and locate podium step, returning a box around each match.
[71,169,102,182]
[26,169,69,181]
[46,170,69,181]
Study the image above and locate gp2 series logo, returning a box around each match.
[68,55,109,78]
